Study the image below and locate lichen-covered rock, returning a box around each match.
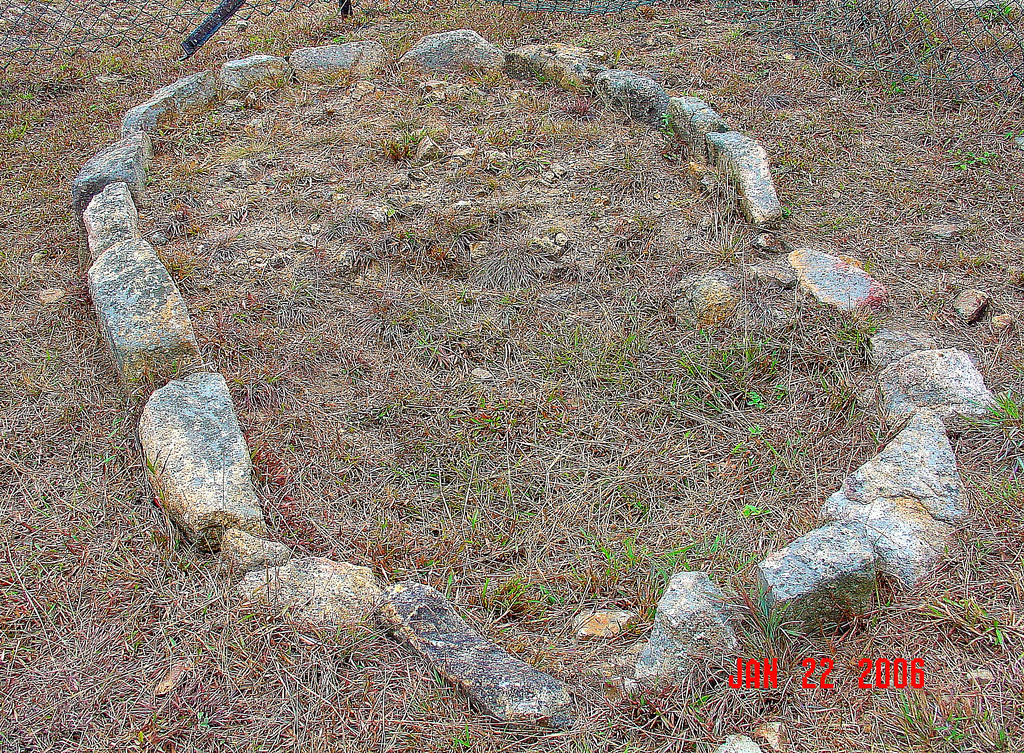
[705,132,783,227]
[381,581,575,729]
[140,372,264,549]
[238,557,382,624]
[594,70,670,127]
[878,349,995,428]
[869,327,938,368]
[290,42,386,81]
[504,43,605,89]
[756,522,877,631]
[121,72,218,138]
[221,528,292,574]
[788,248,887,311]
[87,239,201,385]
[634,572,737,681]
[219,54,291,92]
[678,271,742,326]
[83,182,140,260]
[72,132,152,229]
[668,96,728,161]
[574,609,636,639]
[399,30,503,72]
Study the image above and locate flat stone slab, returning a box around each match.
[788,248,887,311]
[87,239,201,385]
[220,54,291,92]
[140,372,265,549]
[668,96,728,161]
[380,581,575,729]
[122,72,218,138]
[290,42,386,81]
[504,43,606,89]
[594,70,669,127]
[635,571,737,682]
[878,348,995,427]
[83,181,140,260]
[706,132,783,227]
[221,528,292,574]
[869,327,938,368]
[238,557,382,624]
[399,30,503,72]
[757,521,877,632]
[72,132,152,229]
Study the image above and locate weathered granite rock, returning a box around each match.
[381,581,575,728]
[121,72,218,138]
[83,181,140,260]
[72,132,152,229]
[705,132,783,227]
[238,557,382,624]
[635,572,738,681]
[290,42,386,81]
[869,327,938,368]
[594,70,670,127]
[140,372,264,549]
[574,609,636,639]
[718,736,764,753]
[952,289,990,323]
[668,96,728,161]
[399,30,503,72]
[87,239,201,385]
[504,43,605,89]
[788,248,887,311]
[219,54,291,92]
[221,528,292,574]
[756,522,877,631]
[678,271,742,326]
[878,349,995,427]
[746,258,796,289]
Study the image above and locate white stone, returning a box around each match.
[878,349,995,428]
[717,735,764,753]
[121,72,218,138]
[219,54,290,93]
[290,42,386,81]
[83,182,140,259]
[221,528,292,574]
[706,132,783,227]
[399,29,504,72]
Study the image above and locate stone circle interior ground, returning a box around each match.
[2,2,1023,751]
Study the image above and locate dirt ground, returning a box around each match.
[1,0,1023,751]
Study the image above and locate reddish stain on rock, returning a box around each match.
[789,248,887,312]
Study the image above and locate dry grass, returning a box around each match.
[1,1,1023,751]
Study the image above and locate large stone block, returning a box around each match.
[380,581,575,728]
[634,571,737,682]
[87,239,201,385]
[221,528,292,575]
[399,30,503,72]
[237,557,382,624]
[219,54,291,93]
[72,132,152,229]
[594,69,670,127]
[140,372,264,549]
[668,96,728,161]
[290,42,386,81]
[788,248,887,311]
[706,132,783,227]
[878,349,995,429]
[121,71,218,138]
[757,522,877,632]
[504,43,606,89]
[83,181,140,260]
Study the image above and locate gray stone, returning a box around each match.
[878,349,995,428]
[668,96,728,161]
[952,289,991,323]
[238,557,382,624]
[504,43,605,89]
[87,239,201,385]
[594,70,670,127]
[634,572,737,682]
[706,132,783,227]
[678,271,742,326]
[756,522,877,631]
[717,736,764,753]
[869,327,938,368]
[219,54,291,93]
[121,72,218,138]
[140,372,264,549]
[290,42,386,81]
[1015,135,1024,153]
[746,258,796,289]
[221,528,292,574]
[83,182,140,260]
[72,132,152,229]
[399,30,504,72]
[788,248,887,311]
[380,581,575,729]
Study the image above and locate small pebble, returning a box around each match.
[952,288,990,323]
[470,367,493,381]
[992,314,1014,331]
[30,252,45,264]
[39,288,66,304]
[150,232,168,246]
